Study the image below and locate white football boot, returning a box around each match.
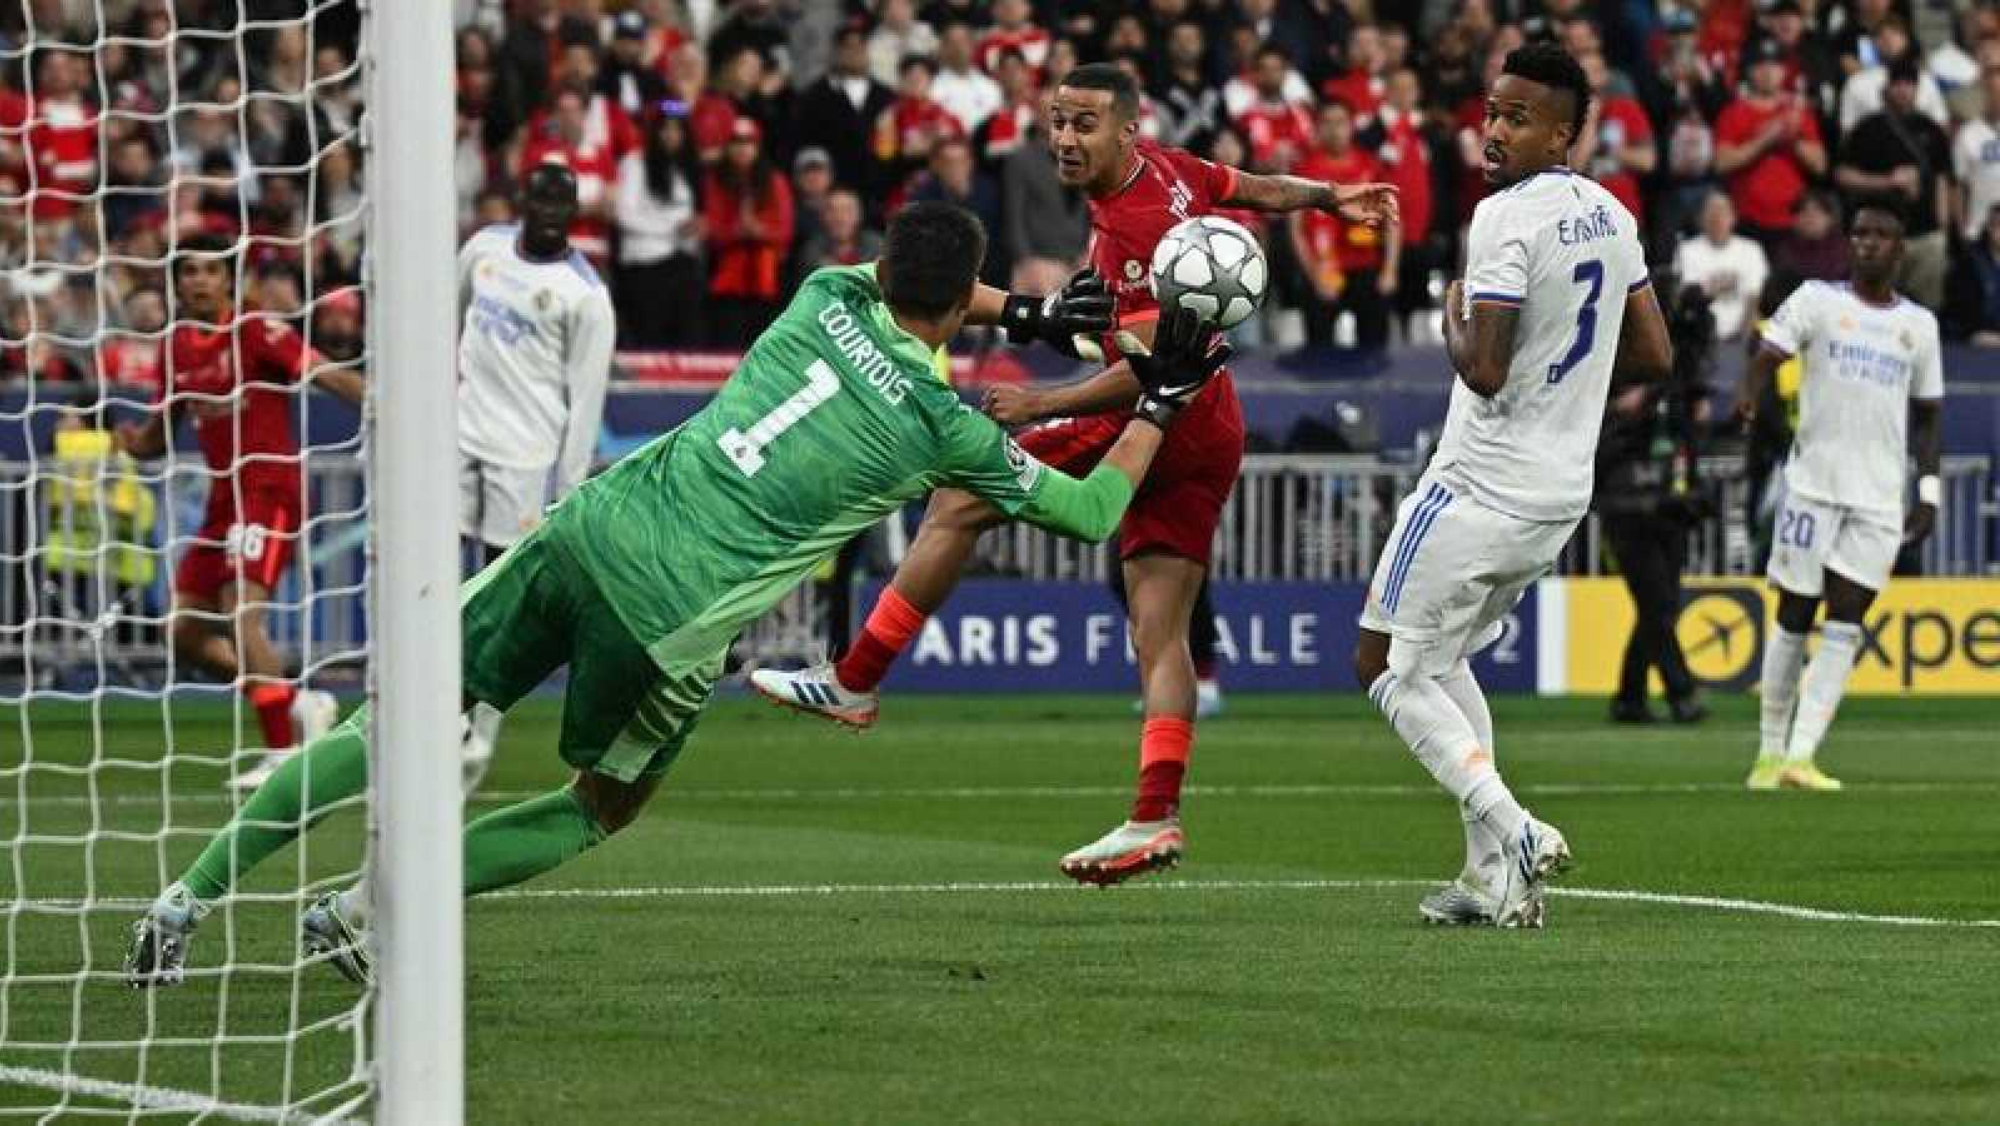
[1491,816,1572,929]
[749,662,879,729]
[1059,818,1184,886]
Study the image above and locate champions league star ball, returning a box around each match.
[1149,215,1268,330]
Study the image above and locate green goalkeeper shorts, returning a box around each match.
[458,523,725,783]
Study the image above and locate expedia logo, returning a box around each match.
[1676,585,1765,690]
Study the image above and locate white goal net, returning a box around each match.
[1,1,458,1120]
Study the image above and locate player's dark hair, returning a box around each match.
[880,201,985,320]
[1848,192,1909,234]
[169,232,238,288]
[1058,62,1140,121]
[1501,41,1590,144]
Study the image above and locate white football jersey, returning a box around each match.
[1435,168,1650,523]
[456,224,616,497]
[1760,280,1944,518]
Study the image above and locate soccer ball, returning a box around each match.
[1149,215,1268,330]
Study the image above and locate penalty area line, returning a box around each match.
[487,879,2000,929]
[0,1064,305,1123]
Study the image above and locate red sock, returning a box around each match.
[835,586,927,693]
[248,683,297,749]
[1132,716,1193,822]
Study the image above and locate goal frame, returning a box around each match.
[364,4,463,1122]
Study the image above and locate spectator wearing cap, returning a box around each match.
[1574,50,1656,230]
[1674,190,1768,340]
[1837,16,1948,136]
[1649,8,1726,260]
[1291,98,1397,351]
[789,146,837,283]
[601,11,672,122]
[1838,56,1953,307]
[1956,50,2000,246]
[1771,188,1851,282]
[977,0,1052,77]
[1944,202,2000,344]
[616,103,706,348]
[519,88,620,270]
[905,136,1003,284]
[702,116,794,347]
[1753,0,1841,117]
[932,21,1003,133]
[1235,44,1316,173]
[867,0,938,88]
[794,25,897,207]
[1153,21,1225,156]
[798,189,883,273]
[1714,37,1826,245]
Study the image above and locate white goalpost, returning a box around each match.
[0,1,460,1120]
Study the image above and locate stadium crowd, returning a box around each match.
[4,0,2000,386]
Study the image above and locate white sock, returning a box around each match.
[1758,625,1809,757]
[1368,670,1524,839]
[1436,661,1500,873]
[1787,620,1861,763]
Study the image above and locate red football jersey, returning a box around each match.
[159,313,319,508]
[1084,142,1239,366]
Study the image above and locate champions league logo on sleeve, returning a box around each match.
[1004,438,1042,491]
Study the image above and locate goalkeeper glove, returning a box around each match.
[1124,307,1232,430]
[1000,268,1115,361]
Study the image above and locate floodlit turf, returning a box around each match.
[3,692,1997,1122]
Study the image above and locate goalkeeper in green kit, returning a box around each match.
[125,202,1230,987]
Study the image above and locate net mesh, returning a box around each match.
[2,1,377,1118]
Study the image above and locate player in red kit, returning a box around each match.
[117,234,366,787]
[754,64,1396,885]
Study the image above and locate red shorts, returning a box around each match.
[1016,373,1244,564]
[174,491,301,598]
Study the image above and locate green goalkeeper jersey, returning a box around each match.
[545,263,1135,670]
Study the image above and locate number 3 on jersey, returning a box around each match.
[1548,259,1604,385]
[718,358,840,476]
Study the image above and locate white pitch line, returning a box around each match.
[16,878,1999,929]
[0,1064,300,1122]
[12,779,1998,808]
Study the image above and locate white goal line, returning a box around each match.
[0,1064,335,1124]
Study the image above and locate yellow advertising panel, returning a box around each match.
[1559,577,2000,696]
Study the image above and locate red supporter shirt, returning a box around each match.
[1375,110,1432,245]
[1295,148,1386,275]
[1086,142,1239,366]
[690,93,738,160]
[876,96,965,160]
[1714,96,1819,231]
[1592,95,1655,225]
[1234,100,1315,172]
[1320,69,1383,125]
[1453,95,1492,225]
[159,314,320,514]
[27,93,98,219]
[975,26,1051,76]
[100,337,163,395]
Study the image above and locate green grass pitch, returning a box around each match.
[3,692,1997,1122]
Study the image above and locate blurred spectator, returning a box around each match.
[1828,0,1898,75]
[1575,50,1655,230]
[977,0,1052,76]
[102,133,165,242]
[1674,191,1768,340]
[0,287,83,384]
[100,286,166,394]
[1235,45,1316,173]
[531,30,641,166]
[1772,188,1851,281]
[1001,109,1089,297]
[26,49,100,222]
[312,286,365,363]
[1837,16,1948,136]
[1154,21,1225,155]
[702,117,793,347]
[798,189,881,271]
[973,49,1040,173]
[1106,54,1162,141]
[1320,22,1385,131]
[1292,99,1396,351]
[1945,203,2000,344]
[1044,37,1080,88]
[1650,10,1726,260]
[876,56,966,191]
[709,0,794,85]
[905,136,1002,284]
[795,24,896,208]
[474,187,516,228]
[1451,28,1523,231]
[789,146,837,279]
[600,11,671,121]
[1372,66,1438,337]
[694,45,783,163]
[868,0,938,88]
[315,139,365,283]
[519,88,619,270]
[1714,38,1826,244]
[615,105,705,348]
[932,22,1003,133]
[497,0,563,126]
[252,261,304,320]
[1224,37,1312,120]
[1954,54,2000,246]
[1751,0,1840,115]
[1934,8,2000,122]
[1837,58,1952,308]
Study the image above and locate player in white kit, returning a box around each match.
[1354,43,1674,928]
[456,162,617,786]
[1737,196,1943,792]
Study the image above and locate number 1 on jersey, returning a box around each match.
[1548,258,1604,385]
[718,358,841,476]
